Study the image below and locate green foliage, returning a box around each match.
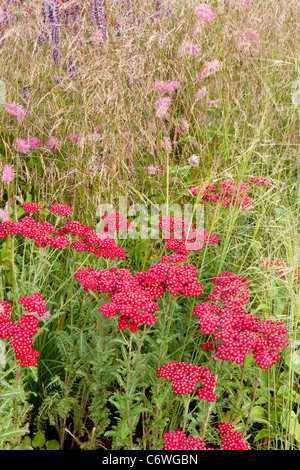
[0,361,34,449]
[13,431,60,450]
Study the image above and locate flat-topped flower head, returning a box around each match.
[21,202,42,214]
[159,215,193,238]
[101,212,133,234]
[163,430,208,450]
[50,203,73,216]
[18,293,47,317]
[218,422,250,450]
[0,295,44,367]
[250,177,270,186]
[157,361,218,402]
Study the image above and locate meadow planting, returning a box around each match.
[0,0,299,451]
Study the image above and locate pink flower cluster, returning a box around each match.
[195,4,216,22]
[0,294,47,367]
[206,271,251,313]
[199,60,223,82]
[18,293,48,316]
[189,177,270,211]
[156,361,218,402]
[194,272,289,369]
[21,202,42,214]
[20,202,73,217]
[163,430,210,450]
[159,215,193,236]
[0,216,70,250]
[5,102,26,123]
[196,87,208,101]
[218,422,250,450]
[1,164,16,184]
[154,80,180,94]
[48,136,60,151]
[154,97,172,119]
[14,135,41,154]
[165,229,220,256]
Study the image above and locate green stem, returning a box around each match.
[126,333,134,449]
[229,361,246,424]
[242,369,262,438]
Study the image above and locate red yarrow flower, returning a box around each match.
[250,177,270,186]
[157,361,218,402]
[218,422,250,450]
[163,430,211,450]
[18,293,47,317]
[0,296,43,367]
[101,212,133,234]
[21,202,42,214]
[50,203,73,216]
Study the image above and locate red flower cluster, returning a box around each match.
[218,422,250,450]
[101,212,133,234]
[202,310,289,369]
[75,241,206,331]
[0,216,67,248]
[260,257,286,279]
[0,296,45,367]
[165,228,220,255]
[76,267,160,332]
[140,257,203,297]
[156,361,218,402]
[75,267,134,294]
[189,177,269,211]
[50,203,73,216]
[0,211,126,261]
[193,303,222,335]
[64,223,126,260]
[206,271,251,313]
[18,293,47,316]
[162,423,250,450]
[159,215,193,237]
[250,177,270,186]
[21,202,42,213]
[163,430,210,450]
[194,272,289,369]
